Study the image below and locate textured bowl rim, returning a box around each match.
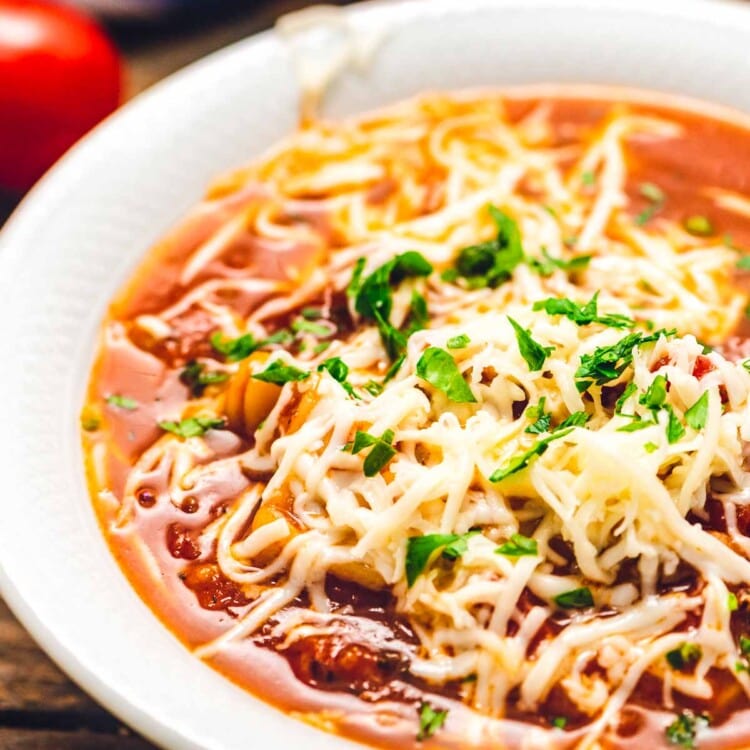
[2,1,750,748]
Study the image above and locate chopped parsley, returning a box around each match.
[353,251,432,321]
[684,215,714,237]
[405,290,429,336]
[558,410,591,429]
[179,360,228,397]
[666,406,686,444]
[666,642,701,670]
[446,333,471,349]
[363,380,384,396]
[740,635,750,655]
[292,318,331,337]
[211,329,292,361]
[508,317,554,371]
[317,357,358,398]
[301,306,322,319]
[728,592,739,612]
[644,441,659,453]
[346,257,366,299]
[106,394,138,410]
[554,587,594,609]
[635,182,665,225]
[448,204,524,288]
[581,170,596,186]
[616,417,654,433]
[350,250,433,360]
[525,398,551,434]
[639,374,668,412]
[640,182,665,204]
[496,533,538,557]
[417,702,448,741]
[552,716,568,730]
[406,532,478,587]
[737,255,750,271]
[158,416,225,439]
[384,353,406,383]
[575,329,675,393]
[533,292,635,329]
[416,347,477,403]
[684,391,709,430]
[665,710,709,749]
[252,360,310,385]
[489,428,573,483]
[527,247,591,277]
[347,428,396,477]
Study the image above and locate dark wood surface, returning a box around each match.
[0,1,355,747]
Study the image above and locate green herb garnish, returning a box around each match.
[552,717,568,730]
[665,710,709,748]
[159,416,225,439]
[737,256,750,271]
[292,319,331,337]
[496,533,538,557]
[417,702,448,741]
[489,428,573,483]
[525,398,551,434]
[639,374,668,411]
[728,592,739,612]
[351,251,432,360]
[533,292,635,329]
[347,428,396,477]
[406,532,478,587]
[575,329,675,392]
[666,406,686,444]
[644,441,659,453]
[558,411,591,429]
[180,360,228,397]
[416,347,477,403]
[554,587,594,609]
[252,360,310,385]
[685,391,709,430]
[666,642,701,670]
[404,290,429,336]
[106,394,138,410]
[508,317,554,371]
[446,334,471,349]
[363,380,384,396]
[635,182,665,225]
[211,329,292,361]
[449,205,524,288]
[317,357,358,398]
[527,247,591,277]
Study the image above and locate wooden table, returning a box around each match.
[0,1,354,747]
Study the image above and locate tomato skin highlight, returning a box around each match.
[0,0,123,193]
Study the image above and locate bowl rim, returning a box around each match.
[3,0,750,748]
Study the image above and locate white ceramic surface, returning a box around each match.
[2,1,750,748]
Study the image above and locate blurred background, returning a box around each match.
[0,2,357,748]
[0,0,357,222]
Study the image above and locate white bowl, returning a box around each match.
[2,0,750,747]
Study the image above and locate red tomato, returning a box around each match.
[0,0,122,193]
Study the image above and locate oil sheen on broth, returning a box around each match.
[82,89,750,750]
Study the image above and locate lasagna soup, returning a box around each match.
[82,88,750,749]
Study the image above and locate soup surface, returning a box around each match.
[83,88,750,749]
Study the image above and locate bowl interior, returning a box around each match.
[1,1,750,748]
